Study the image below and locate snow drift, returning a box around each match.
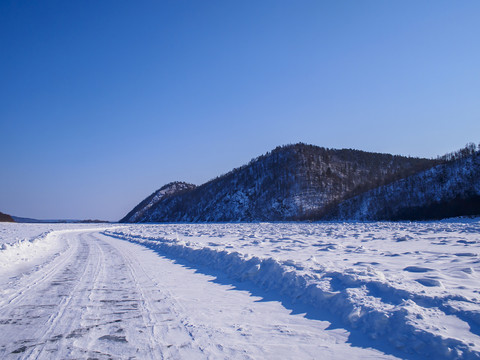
[105,222,480,359]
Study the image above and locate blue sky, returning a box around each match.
[1,1,479,221]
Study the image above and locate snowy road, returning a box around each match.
[0,229,394,359]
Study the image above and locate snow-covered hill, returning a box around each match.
[121,181,196,223]
[326,152,480,220]
[122,143,436,222]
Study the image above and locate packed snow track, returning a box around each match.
[0,227,394,359]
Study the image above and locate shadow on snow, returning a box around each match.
[112,235,423,360]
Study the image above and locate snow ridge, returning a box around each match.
[104,225,480,359]
[0,230,63,277]
[0,230,51,250]
[0,230,53,258]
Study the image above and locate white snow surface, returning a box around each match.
[1,221,480,359]
[105,220,480,359]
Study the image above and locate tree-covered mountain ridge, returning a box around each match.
[325,144,480,220]
[120,142,479,222]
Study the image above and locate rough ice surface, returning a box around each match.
[1,220,479,359]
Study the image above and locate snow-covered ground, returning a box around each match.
[1,221,479,359]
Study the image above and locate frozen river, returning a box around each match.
[1,221,479,359]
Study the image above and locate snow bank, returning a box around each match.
[0,223,111,273]
[0,228,61,271]
[0,230,52,251]
[104,222,480,359]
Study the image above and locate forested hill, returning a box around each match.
[121,182,196,223]
[121,143,438,222]
[0,211,15,222]
[324,147,480,221]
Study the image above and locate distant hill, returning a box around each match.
[11,216,47,223]
[11,216,109,224]
[121,143,438,222]
[324,149,480,221]
[11,216,76,223]
[0,211,15,222]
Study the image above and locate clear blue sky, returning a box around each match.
[1,1,479,221]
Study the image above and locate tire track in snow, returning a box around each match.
[0,232,93,358]
[100,233,211,359]
[23,232,93,358]
[0,230,204,359]
[0,229,399,359]
[68,232,167,359]
[0,231,77,309]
